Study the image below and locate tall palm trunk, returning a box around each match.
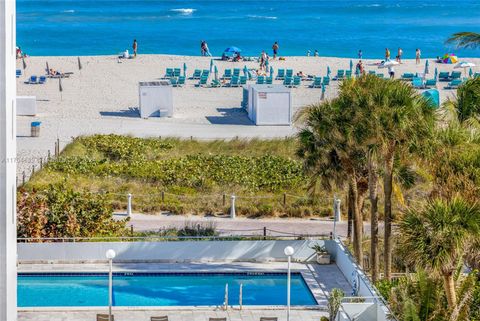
[443,272,457,308]
[383,142,395,280]
[349,176,363,267]
[368,153,379,283]
[347,188,353,242]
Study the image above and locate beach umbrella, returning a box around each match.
[58,77,63,100]
[183,63,187,77]
[349,59,353,72]
[46,61,49,74]
[78,57,82,70]
[442,53,458,64]
[434,67,438,79]
[321,84,326,100]
[224,46,241,53]
[22,56,27,70]
[270,66,274,77]
[327,66,331,77]
[469,68,473,78]
[243,65,248,77]
[424,60,429,74]
[454,61,475,77]
[209,59,214,73]
[214,65,218,81]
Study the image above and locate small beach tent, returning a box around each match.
[442,53,458,64]
[138,81,173,118]
[245,84,292,125]
[422,89,440,109]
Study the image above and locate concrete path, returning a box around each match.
[121,213,376,238]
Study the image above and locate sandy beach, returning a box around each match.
[15,54,480,177]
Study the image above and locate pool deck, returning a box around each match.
[18,262,351,321]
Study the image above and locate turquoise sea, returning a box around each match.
[17,0,480,58]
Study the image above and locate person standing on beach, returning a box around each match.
[203,41,212,57]
[396,47,403,63]
[385,48,390,60]
[200,41,205,56]
[416,48,421,64]
[259,51,267,70]
[133,39,138,57]
[388,65,395,79]
[272,42,279,59]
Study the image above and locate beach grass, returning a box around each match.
[25,135,333,218]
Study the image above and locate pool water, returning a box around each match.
[18,272,317,307]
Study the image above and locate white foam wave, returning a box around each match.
[170,8,196,15]
[62,9,75,13]
[247,15,277,20]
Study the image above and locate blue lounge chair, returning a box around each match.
[174,68,181,77]
[16,69,22,78]
[191,69,201,79]
[424,79,436,89]
[228,76,239,87]
[286,69,293,78]
[283,76,293,87]
[202,70,210,78]
[345,70,352,79]
[368,70,376,75]
[438,72,450,81]
[335,70,345,80]
[401,73,415,81]
[38,76,47,84]
[256,76,265,84]
[310,77,322,88]
[239,76,247,85]
[445,79,462,89]
[412,77,424,89]
[377,73,384,79]
[195,76,208,87]
[210,79,221,88]
[450,71,461,80]
[233,68,241,78]
[222,69,232,80]
[292,76,301,88]
[474,72,480,79]
[28,75,38,84]
[276,69,285,80]
[266,76,273,84]
[164,68,174,78]
[170,77,178,86]
[322,76,330,86]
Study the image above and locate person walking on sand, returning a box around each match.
[416,48,421,64]
[132,39,138,57]
[203,41,212,57]
[259,51,267,70]
[272,42,279,59]
[385,48,390,60]
[396,47,403,63]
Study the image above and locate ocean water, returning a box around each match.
[18,272,316,307]
[17,0,480,58]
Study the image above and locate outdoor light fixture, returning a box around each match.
[284,246,295,321]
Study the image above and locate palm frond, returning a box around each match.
[446,32,480,49]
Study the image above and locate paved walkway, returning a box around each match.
[121,213,377,238]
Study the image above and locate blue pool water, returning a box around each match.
[17,0,480,58]
[18,272,317,307]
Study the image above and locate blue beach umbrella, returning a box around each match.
[434,67,438,79]
[327,66,331,77]
[321,84,326,100]
[270,66,274,77]
[214,65,218,81]
[424,60,429,75]
[210,59,214,72]
[224,47,241,53]
[349,59,353,72]
[183,63,187,77]
[469,68,473,77]
[243,65,248,77]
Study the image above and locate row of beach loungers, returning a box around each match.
[97,314,278,321]
[400,71,480,89]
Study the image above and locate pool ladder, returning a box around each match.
[223,283,243,311]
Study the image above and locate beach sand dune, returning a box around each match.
[15,54,480,177]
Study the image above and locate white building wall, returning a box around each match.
[0,0,17,320]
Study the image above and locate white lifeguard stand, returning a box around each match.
[138,81,173,118]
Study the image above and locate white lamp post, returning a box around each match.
[105,249,116,321]
[284,246,295,321]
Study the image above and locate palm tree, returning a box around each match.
[398,198,480,308]
[296,98,369,266]
[446,32,480,49]
[444,77,480,123]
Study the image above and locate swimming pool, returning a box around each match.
[18,272,317,307]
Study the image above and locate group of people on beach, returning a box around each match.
[200,41,212,57]
[384,47,421,64]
